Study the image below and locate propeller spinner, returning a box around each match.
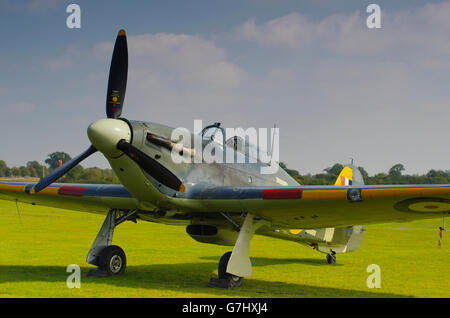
[34,29,185,193]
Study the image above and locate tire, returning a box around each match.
[218,251,244,287]
[98,245,126,276]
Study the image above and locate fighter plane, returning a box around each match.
[1,30,449,288]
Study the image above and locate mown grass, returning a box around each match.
[0,200,449,297]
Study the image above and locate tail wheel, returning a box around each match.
[218,251,244,287]
[98,245,126,276]
[326,252,336,264]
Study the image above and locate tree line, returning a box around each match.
[280,162,450,185]
[0,152,119,184]
[1,151,449,185]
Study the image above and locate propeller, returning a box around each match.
[34,146,97,193]
[34,29,185,194]
[117,139,185,192]
[106,29,128,119]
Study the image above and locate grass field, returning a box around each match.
[0,200,449,298]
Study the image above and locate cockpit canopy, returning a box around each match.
[201,122,224,145]
[201,122,265,162]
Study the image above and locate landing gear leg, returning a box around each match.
[326,250,336,264]
[86,209,137,276]
[226,213,254,278]
[209,213,256,289]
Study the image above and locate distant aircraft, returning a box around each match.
[1,30,449,288]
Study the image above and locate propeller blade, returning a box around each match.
[106,29,128,119]
[117,139,185,192]
[34,145,97,193]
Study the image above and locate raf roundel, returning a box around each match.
[394,197,450,213]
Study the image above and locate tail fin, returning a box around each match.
[334,164,365,186]
[322,164,365,254]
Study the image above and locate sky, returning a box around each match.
[0,0,449,176]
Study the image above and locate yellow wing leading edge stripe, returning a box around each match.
[0,184,25,192]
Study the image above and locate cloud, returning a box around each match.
[236,13,314,48]
[43,31,247,127]
[91,32,247,123]
[227,3,450,174]
[94,33,246,90]
[234,2,450,58]
[234,12,375,51]
[46,55,74,71]
[45,46,88,71]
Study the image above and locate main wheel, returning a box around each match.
[98,245,127,276]
[218,251,244,287]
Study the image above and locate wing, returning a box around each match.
[179,184,450,228]
[0,182,139,215]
